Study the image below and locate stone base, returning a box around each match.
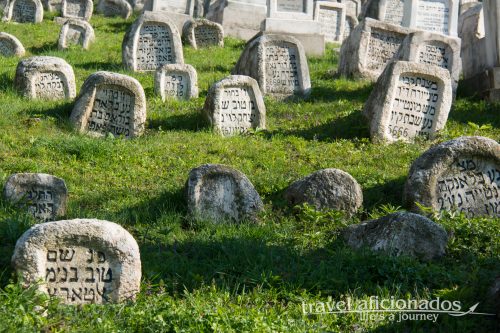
[220,1,267,41]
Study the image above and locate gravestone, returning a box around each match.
[3,0,44,23]
[44,0,63,12]
[70,71,147,138]
[204,75,266,136]
[97,0,132,19]
[185,164,264,223]
[218,0,267,41]
[182,18,224,49]
[402,0,459,36]
[147,0,195,33]
[0,32,25,57]
[343,0,362,18]
[233,33,311,99]
[343,13,358,41]
[458,4,485,81]
[58,18,95,50]
[61,0,93,21]
[3,173,68,222]
[314,1,346,43]
[122,11,184,72]
[14,56,76,100]
[12,219,141,304]
[404,136,500,217]
[363,61,452,143]
[154,63,198,101]
[363,0,406,26]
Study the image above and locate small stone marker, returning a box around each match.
[12,219,141,304]
[3,173,68,222]
[0,32,25,57]
[70,71,147,138]
[154,63,198,101]
[122,11,184,72]
[204,75,266,136]
[61,0,93,21]
[363,61,452,143]
[3,0,44,23]
[97,0,132,19]
[14,56,76,100]
[182,18,224,49]
[404,136,500,217]
[58,18,95,50]
[185,164,264,223]
[313,1,346,43]
[233,33,311,99]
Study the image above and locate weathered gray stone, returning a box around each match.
[284,168,363,216]
[12,219,141,304]
[14,56,76,100]
[182,18,223,49]
[314,1,346,43]
[97,0,132,19]
[61,0,92,21]
[3,173,68,222]
[217,0,267,41]
[3,0,44,23]
[362,0,406,26]
[404,136,500,217]
[154,63,198,101]
[402,0,459,37]
[185,164,264,223]
[343,212,448,260]
[70,71,147,138]
[458,4,485,80]
[148,0,195,33]
[0,32,25,57]
[58,18,95,50]
[204,75,266,136]
[43,0,62,12]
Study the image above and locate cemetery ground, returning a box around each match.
[0,13,499,333]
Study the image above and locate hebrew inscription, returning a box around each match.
[194,26,219,48]
[264,43,300,94]
[137,24,174,71]
[163,72,189,99]
[384,0,405,25]
[0,39,15,56]
[318,6,342,43]
[416,0,449,35]
[34,72,66,100]
[367,29,405,73]
[277,0,304,12]
[12,0,36,22]
[417,42,449,69]
[218,86,258,135]
[25,187,56,222]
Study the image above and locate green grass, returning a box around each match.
[0,12,499,333]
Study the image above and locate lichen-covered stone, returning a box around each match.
[0,32,25,57]
[3,0,44,23]
[182,18,224,49]
[58,18,95,50]
[154,63,198,101]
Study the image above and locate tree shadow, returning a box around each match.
[449,100,500,128]
[309,83,373,104]
[362,176,407,213]
[29,41,59,54]
[148,111,208,132]
[74,61,123,72]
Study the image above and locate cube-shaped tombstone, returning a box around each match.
[61,0,93,21]
[402,0,459,36]
[70,71,147,138]
[204,75,266,136]
[314,1,346,43]
[0,32,25,57]
[3,0,43,23]
[363,61,452,143]
[58,19,95,50]
[182,18,224,49]
[97,0,132,19]
[154,63,198,101]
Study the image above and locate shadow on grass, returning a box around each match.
[74,61,123,72]
[148,111,208,132]
[29,42,58,54]
[308,83,373,103]
[363,176,407,213]
[0,72,14,93]
[194,64,234,73]
[449,101,500,128]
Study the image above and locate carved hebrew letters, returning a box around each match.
[277,0,304,12]
[264,43,300,94]
[0,40,15,56]
[12,0,36,23]
[385,0,405,25]
[25,187,55,222]
[34,72,66,100]
[318,6,342,43]
[417,42,449,69]
[367,29,405,72]
[136,23,174,71]
[218,87,259,135]
[194,26,219,47]
[416,0,450,35]
[163,72,189,98]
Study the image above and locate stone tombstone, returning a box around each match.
[363,0,406,26]
[122,12,184,72]
[61,0,93,21]
[154,63,198,101]
[233,33,311,99]
[363,61,452,143]
[182,18,224,49]
[97,0,132,19]
[3,173,68,222]
[12,219,141,304]
[404,136,500,217]
[185,164,264,223]
[458,4,486,81]
[343,0,362,17]
[269,0,312,18]
[43,0,62,12]
[0,32,25,57]
[58,19,95,50]
[15,56,76,100]
[402,0,459,36]
[314,1,346,43]
[3,0,44,23]
[204,75,266,136]
[149,0,195,33]
[70,72,146,138]
[218,0,267,41]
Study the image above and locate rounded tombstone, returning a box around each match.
[14,56,76,100]
[12,219,141,304]
[58,18,95,50]
[185,164,264,223]
[404,136,500,218]
[70,71,147,138]
[284,168,363,216]
[154,63,199,101]
[61,0,93,21]
[97,0,132,19]
[3,0,44,23]
[182,18,224,49]
[0,32,25,57]
[204,75,266,136]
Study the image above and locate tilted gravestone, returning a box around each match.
[182,18,224,49]
[402,0,459,37]
[363,61,452,143]
[3,173,68,222]
[233,33,311,99]
[314,1,346,43]
[0,32,25,57]
[12,219,141,304]
[3,0,44,23]
[58,18,95,50]
[70,71,147,138]
[154,63,198,101]
[122,11,184,72]
[15,56,76,100]
[97,0,132,19]
[204,75,266,136]
[404,136,500,217]
[61,0,93,21]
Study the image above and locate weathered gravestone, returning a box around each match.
[402,0,459,36]
[146,0,195,33]
[404,136,500,217]
[0,32,25,57]
[43,0,62,12]
[204,75,266,136]
[15,56,76,100]
[70,71,146,138]
[58,18,95,50]
[154,63,198,101]
[217,0,267,41]
[97,0,132,19]
[61,0,93,21]
[122,11,184,72]
[362,0,406,26]
[3,173,68,222]
[185,164,264,223]
[12,219,141,304]
[363,61,452,143]
[3,0,44,23]
[233,33,311,99]
[314,1,346,43]
[182,18,224,49]
[343,0,362,18]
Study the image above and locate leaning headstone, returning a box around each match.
[182,18,224,49]
[12,219,141,304]
[0,32,25,57]
[404,136,500,217]
[70,71,147,138]
[3,0,44,23]
[204,75,266,136]
[14,56,76,100]
[97,0,132,19]
[314,1,346,43]
[402,0,459,37]
[154,63,199,101]
[233,33,311,99]
[363,61,452,143]
[185,164,264,223]
[61,0,93,21]
[3,173,68,222]
[58,18,95,50]
[362,0,406,26]
[122,11,184,72]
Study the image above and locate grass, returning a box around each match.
[0,11,499,333]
